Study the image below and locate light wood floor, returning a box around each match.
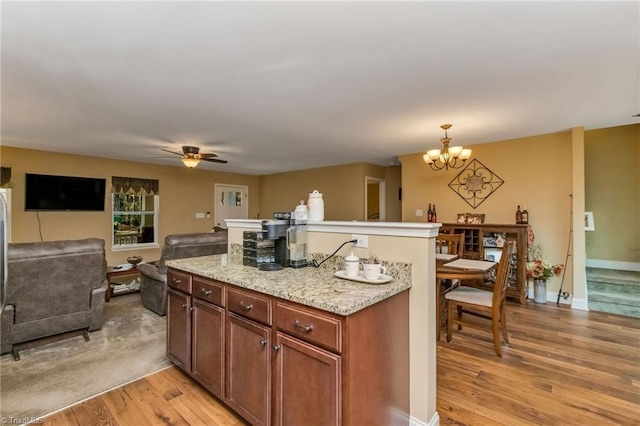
[43,301,639,425]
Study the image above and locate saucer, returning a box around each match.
[334,270,393,285]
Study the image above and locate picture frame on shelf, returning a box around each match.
[456,213,467,224]
[466,213,485,224]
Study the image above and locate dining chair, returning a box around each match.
[435,233,464,257]
[435,233,464,341]
[445,241,515,356]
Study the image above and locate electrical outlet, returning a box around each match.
[352,234,368,248]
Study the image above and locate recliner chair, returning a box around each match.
[1,238,107,359]
[137,231,228,316]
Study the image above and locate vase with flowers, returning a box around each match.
[526,244,563,303]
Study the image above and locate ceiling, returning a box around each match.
[2,1,638,175]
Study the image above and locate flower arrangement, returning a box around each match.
[526,244,563,281]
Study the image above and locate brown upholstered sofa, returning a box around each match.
[137,231,228,316]
[1,238,107,358]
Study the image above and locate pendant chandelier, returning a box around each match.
[423,124,471,171]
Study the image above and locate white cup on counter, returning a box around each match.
[363,263,386,280]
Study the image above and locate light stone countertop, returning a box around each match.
[166,254,412,316]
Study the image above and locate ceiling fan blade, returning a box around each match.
[202,158,228,164]
[199,153,219,158]
[161,149,184,156]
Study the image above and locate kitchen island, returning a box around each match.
[166,253,411,426]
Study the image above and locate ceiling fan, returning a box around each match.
[161,146,228,168]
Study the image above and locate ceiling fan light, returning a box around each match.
[460,149,472,160]
[182,157,201,168]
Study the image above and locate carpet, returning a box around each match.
[0,293,172,421]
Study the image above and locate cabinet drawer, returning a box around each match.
[192,276,224,306]
[227,287,272,326]
[276,302,342,353]
[167,269,192,294]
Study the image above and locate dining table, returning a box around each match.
[435,256,498,341]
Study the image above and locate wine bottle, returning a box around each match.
[427,203,433,222]
[516,205,522,224]
[433,204,437,222]
[521,205,529,224]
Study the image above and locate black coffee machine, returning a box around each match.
[260,212,308,270]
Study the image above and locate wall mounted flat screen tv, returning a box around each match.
[25,173,106,211]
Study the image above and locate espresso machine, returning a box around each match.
[261,212,308,270]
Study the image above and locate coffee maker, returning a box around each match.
[261,212,308,270]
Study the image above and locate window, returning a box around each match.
[111,176,159,250]
[112,193,159,249]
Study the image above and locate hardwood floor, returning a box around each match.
[43,301,639,425]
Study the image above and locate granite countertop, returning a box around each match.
[166,254,412,316]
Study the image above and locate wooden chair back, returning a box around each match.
[492,242,516,309]
[436,233,464,257]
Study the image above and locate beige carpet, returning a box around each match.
[0,293,172,420]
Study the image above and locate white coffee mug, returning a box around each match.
[363,263,386,280]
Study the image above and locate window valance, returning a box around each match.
[111,176,159,195]
[1,167,11,188]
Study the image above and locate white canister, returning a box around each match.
[308,190,324,221]
[344,252,360,277]
[294,200,308,220]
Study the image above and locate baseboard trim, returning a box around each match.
[410,413,439,426]
[586,259,640,272]
[571,297,589,311]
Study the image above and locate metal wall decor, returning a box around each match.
[448,158,504,209]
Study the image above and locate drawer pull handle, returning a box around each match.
[201,288,212,296]
[294,320,314,332]
[239,301,253,310]
[173,278,182,284]
[189,307,194,312]
[273,345,281,352]
[260,339,267,347]
[181,304,188,309]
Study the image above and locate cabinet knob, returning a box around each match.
[173,278,181,284]
[260,339,267,347]
[293,320,314,332]
[189,307,194,312]
[181,304,188,309]
[239,301,253,311]
[273,345,281,352]
[201,288,212,296]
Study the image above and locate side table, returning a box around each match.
[105,264,141,302]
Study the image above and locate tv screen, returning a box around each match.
[25,173,106,211]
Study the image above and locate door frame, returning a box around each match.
[364,177,386,222]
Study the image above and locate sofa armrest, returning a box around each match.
[137,262,166,283]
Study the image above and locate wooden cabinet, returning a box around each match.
[273,301,342,425]
[440,223,529,303]
[166,270,226,399]
[226,313,271,426]
[166,267,409,426]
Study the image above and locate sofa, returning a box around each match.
[138,231,228,316]
[1,238,107,359]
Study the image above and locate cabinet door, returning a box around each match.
[167,289,191,371]
[273,333,341,426]
[226,313,271,426]
[192,298,225,400]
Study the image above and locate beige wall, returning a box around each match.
[399,131,574,296]
[258,162,390,221]
[0,146,260,265]
[585,124,640,263]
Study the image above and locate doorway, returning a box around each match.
[365,177,386,221]
[214,184,249,228]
